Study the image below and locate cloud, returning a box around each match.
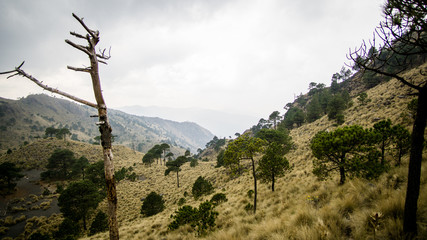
[0,0,384,133]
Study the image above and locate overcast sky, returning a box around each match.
[0,0,384,134]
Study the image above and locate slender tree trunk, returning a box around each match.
[251,157,257,214]
[176,171,180,188]
[380,141,385,165]
[83,216,87,230]
[339,166,346,185]
[403,89,427,237]
[397,149,403,167]
[271,171,275,192]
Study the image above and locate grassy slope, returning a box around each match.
[0,94,214,153]
[80,65,427,239]
[2,64,426,239]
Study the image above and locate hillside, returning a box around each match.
[79,66,425,240]
[0,63,425,239]
[0,94,214,153]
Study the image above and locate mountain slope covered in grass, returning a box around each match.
[1,64,426,239]
[77,62,427,239]
[79,65,427,239]
[0,94,214,153]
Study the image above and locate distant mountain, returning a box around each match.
[0,94,214,152]
[117,105,259,138]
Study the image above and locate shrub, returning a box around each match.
[178,198,186,206]
[247,190,254,199]
[89,211,108,236]
[169,201,218,236]
[141,191,165,217]
[210,193,227,206]
[28,232,51,240]
[192,176,213,199]
[114,167,127,182]
[216,150,225,168]
[168,205,198,230]
[336,114,345,125]
[55,184,64,194]
[244,203,254,212]
[190,158,198,167]
[127,172,137,181]
[42,188,51,196]
[54,218,80,240]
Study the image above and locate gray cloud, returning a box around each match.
[0,0,384,135]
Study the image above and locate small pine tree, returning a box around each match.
[169,201,218,236]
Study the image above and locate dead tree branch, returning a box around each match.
[0,61,98,108]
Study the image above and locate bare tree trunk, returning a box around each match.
[251,157,257,214]
[0,13,119,240]
[176,171,180,188]
[271,171,275,192]
[403,89,427,236]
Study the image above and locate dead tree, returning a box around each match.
[348,1,426,237]
[0,13,119,240]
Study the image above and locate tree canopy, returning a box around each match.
[41,149,76,180]
[223,132,265,213]
[256,129,293,192]
[311,125,383,185]
[58,180,103,230]
[0,162,23,195]
[165,156,187,188]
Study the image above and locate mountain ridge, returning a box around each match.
[0,94,214,153]
[117,105,259,138]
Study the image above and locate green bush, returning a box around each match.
[244,203,254,212]
[168,205,198,230]
[54,218,80,240]
[247,190,254,199]
[141,191,165,217]
[190,158,198,167]
[169,201,218,236]
[178,198,186,206]
[114,167,127,182]
[89,211,108,236]
[192,176,213,199]
[210,193,227,206]
[215,150,225,168]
